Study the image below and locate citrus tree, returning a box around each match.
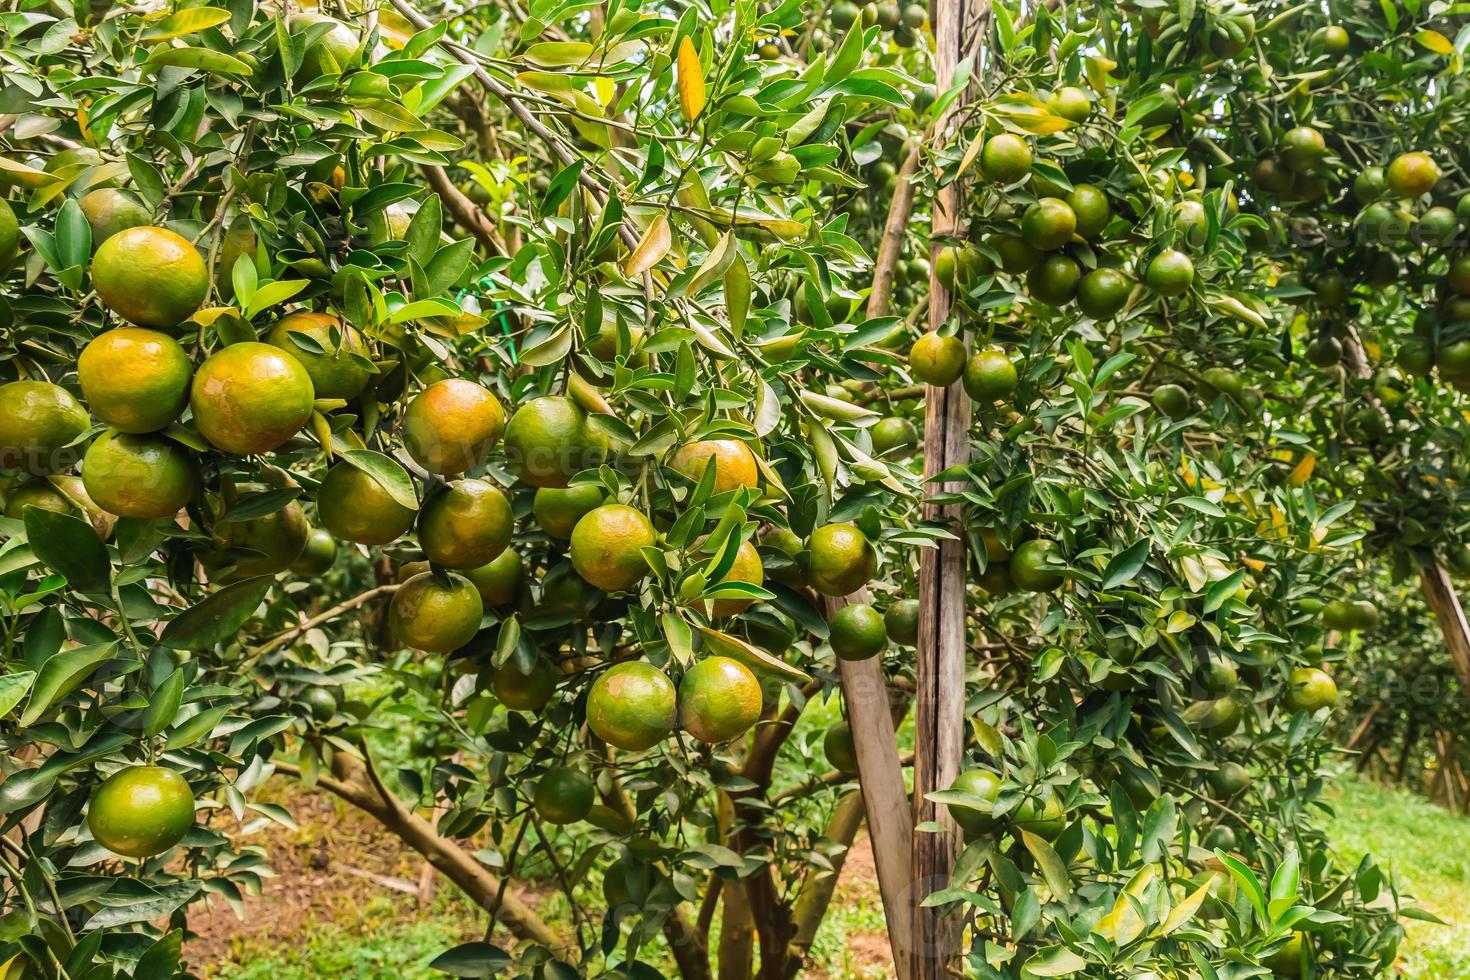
[0,0,1464,977]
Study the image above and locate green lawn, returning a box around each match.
[1324,778,1470,979]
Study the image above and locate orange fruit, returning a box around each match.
[301,687,337,721]
[1144,249,1194,296]
[190,342,315,454]
[1048,86,1090,122]
[979,133,1032,184]
[823,722,858,772]
[1009,539,1063,592]
[79,189,151,248]
[1255,156,1294,193]
[1152,383,1191,420]
[1284,666,1337,712]
[290,527,338,576]
[533,484,604,539]
[706,539,765,617]
[207,500,309,580]
[1027,254,1080,306]
[963,349,1018,402]
[909,333,966,386]
[1280,126,1326,173]
[669,439,760,494]
[1021,198,1077,251]
[762,526,810,588]
[1013,790,1064,839]
[91,226,208,330]
[533,767,594,825]
[1065,184,1110,239]
[316,462,416,545]
[809,523,877,597]
[87,766,194,858]
[503,395,596,488]
[4,480,73,519]
[464,547,523,607]
[587,661,677,751]
[1386,151,1439,198]
[1207,762,1251,797]
[569,504,656,591]
[265,312,372,401]
[492,656,556,711]
[1077,268,1130,319]
[1264,933,1305,978]
[989,232,1040,274]
[678,656,762,743]
[885,598,920,644]
[946,769,1002,836]
[0,381,89,475]
[871,417,918,456]
[82,430,198,519]
[0,198,19,269]
[403,379,504,476]
[78,328,193,433]
[829,602,887,661]
[390,571,484,652]
[290,12,360,80]
[417,478,512,570]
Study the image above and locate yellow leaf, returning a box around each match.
[594,75,615,106]
[1159,878,1213,936]
[1415,29,1454,55]
[0,157,60,190]
[957,127,987,177]
[1286,453,1316,487]
[677,36,706,123]
[624,213,672,276]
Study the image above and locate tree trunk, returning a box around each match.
[913,0,972,971]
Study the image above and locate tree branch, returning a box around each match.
[272,754,569,956]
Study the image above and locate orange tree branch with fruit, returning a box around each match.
[0,0,1463,977]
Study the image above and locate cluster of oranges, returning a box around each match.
[0,217,919,852]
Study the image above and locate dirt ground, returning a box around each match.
[189,781,894,976]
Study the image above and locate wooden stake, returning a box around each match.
[827,591,916,977]
[914,0,971,970]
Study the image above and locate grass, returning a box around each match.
[1323,777,1470,979]
[199,893,481,980]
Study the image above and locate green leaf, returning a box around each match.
[429,942,512,977]
[55,197,91,270]
[1020,945,1087,977]
[1216,849,1268,925]
[1021,831,1072,898]
[340,450,419,510]
[245,279,310,318]
[160,577,275,651]
[19,642,116,727]
[1100,539,1149,590]
[141,669,185,738]
[165,705,229,750]
[144,46,254,76]
[24,508,110,595]
[142,7,232,41]
[0,672,36,719]
[220,488,302,523]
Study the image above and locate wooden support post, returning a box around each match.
[826,591,916,977]
[1420,563,1470,701]
[913,0,971,971]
